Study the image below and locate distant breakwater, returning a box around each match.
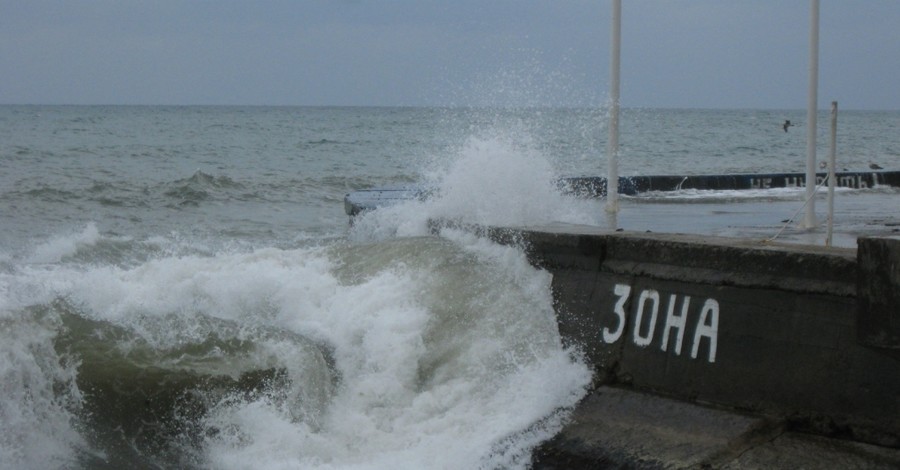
[561,170,900,197]
[345,170,900,216]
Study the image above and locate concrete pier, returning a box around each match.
[451,223,900,467]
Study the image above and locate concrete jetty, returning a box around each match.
[460,224,900,468]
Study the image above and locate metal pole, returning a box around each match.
[826,101,837,246]
[802,0,820,229]
[606,0,621,213]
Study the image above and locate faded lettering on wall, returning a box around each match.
[602,283,719,363]
[749,175,869,189]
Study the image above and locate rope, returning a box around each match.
[765,174,831,243]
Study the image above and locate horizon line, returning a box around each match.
[2,103,897,113]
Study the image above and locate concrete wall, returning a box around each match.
[562,170,900,197]
[479,225,900,447]
[858,237,900,352]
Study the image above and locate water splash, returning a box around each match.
[349,128,604,242]
[0,308,88,469]
[2,230,591,469]
[27,223,101,264]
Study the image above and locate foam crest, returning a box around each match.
[196,237,591,469]
[27,223,101,264]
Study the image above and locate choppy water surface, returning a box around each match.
[1,105,898,468]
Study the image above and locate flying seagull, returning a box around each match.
[782,120,792,132]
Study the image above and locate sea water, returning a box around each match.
[1,105,898,469]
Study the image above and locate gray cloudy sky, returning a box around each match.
[2,1,898,109]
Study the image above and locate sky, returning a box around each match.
[1,1,898,110]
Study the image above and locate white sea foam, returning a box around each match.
[311,126,612,468]
[212,240,588,469]
[0,314,87,469]
[2,228,591,469]
[27,222,102,265]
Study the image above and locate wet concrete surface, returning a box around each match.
[533,387,900,470]
[598,189,900,249]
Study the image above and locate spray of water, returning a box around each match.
[350,123,606,242]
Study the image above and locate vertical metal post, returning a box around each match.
[826,101,837,247]
[606,0,621,214]
[803,0,820,229]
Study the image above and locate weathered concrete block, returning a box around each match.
[532,386,778,469]
[858,237,900,349]
[721,433,900,469]
[504,227,900,447]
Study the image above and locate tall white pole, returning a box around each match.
[606,0,621,213]
[826,101,837,247]
[803,0,820,229]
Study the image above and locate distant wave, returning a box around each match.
[20,187,80,202]
[160,171,244,206]
[1,169,404,211]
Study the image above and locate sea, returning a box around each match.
[1,105,898,469]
